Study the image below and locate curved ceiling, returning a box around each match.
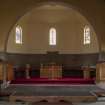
[0,0,105,54]
[19,4,89,24]
[7,4,99,54]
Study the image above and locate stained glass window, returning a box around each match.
[84,26,90,44]
[16,25,22,44]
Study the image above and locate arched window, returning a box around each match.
[49,28,56,45]
[15,25,22,44]
[84,26,90,45]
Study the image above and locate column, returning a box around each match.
[2,61,7,89]
[96,62,105,83]
[26,64,30,79]
[96,62,105,89]
[83,67,90,79]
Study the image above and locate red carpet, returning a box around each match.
[11,78,95,84]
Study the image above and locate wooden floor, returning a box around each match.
[9,94,97,103]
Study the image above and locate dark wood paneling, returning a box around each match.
[6,53,99,67]
[62,69,83,78]
[29,69,40,78]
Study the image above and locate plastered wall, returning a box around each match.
[7,5,99,54]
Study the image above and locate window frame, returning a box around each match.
[84,25,90,45]
[49,27,56,46]
[15,25,22,44]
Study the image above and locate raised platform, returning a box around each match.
[3,85,105,103]
[10,78,95,84]
[7,85,99,103]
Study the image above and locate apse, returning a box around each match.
[7,4,99,54]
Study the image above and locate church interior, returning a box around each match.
[0,0,105,105]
